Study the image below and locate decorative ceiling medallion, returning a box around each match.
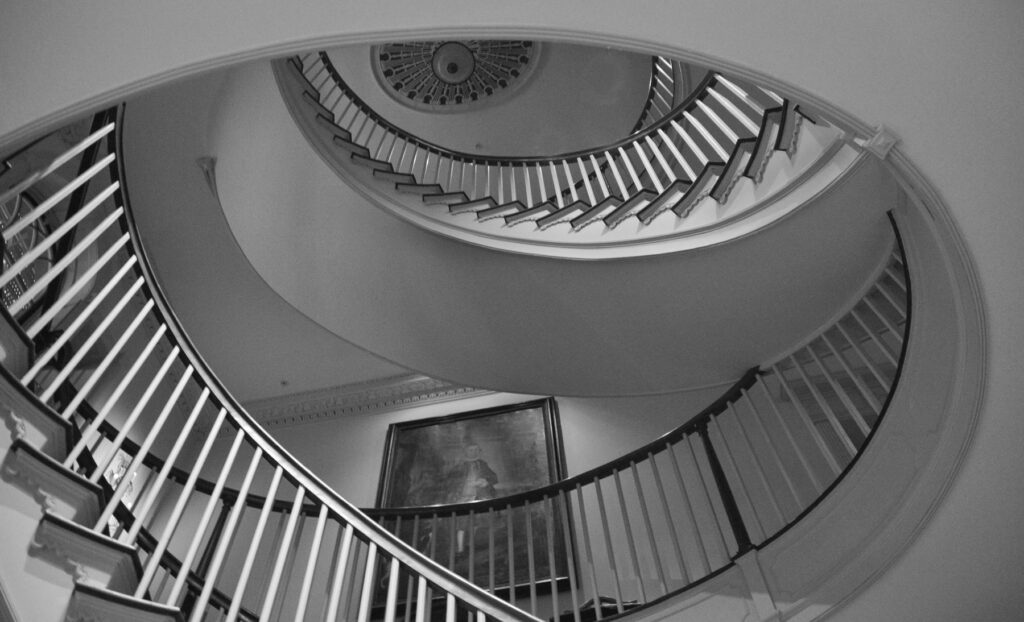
[372,40,540,111]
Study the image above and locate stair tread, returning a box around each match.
[352,154,394,172]
[68,582,183,622]
[7,438,105,524]
[422,191,470,205]
[0,364,72,459]
[33,510,142,594]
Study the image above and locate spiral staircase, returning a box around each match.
[0,5,1018,622]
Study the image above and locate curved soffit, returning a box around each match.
[209,59,895,397]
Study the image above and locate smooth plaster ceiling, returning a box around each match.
[205,59,894,397]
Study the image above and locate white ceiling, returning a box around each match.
[123,52,894,400]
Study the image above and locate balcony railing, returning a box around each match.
[281,51,814,239]
[0,105,908,621]
[0,108,537,621]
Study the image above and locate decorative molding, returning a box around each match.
[30,512,139,594]
[242,374,493,430]
[857,125,899,160]
[196,156,218,199]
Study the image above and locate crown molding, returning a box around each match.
[242,374,493,430]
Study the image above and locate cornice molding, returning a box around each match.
[242,374,493,430]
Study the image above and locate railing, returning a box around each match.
[631,56,688,134]
[71,222,909,622]
[0,105,908,621]
[0,109,538,621]
[286,51,803,233]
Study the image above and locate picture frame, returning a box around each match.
[375,398,570,596]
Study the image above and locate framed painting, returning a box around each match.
[375,398,570,596]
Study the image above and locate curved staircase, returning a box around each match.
[275,51,848,255]
[0,104,909,621]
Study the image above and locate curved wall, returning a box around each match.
[0,3,1019,620]
[207,60,892,397]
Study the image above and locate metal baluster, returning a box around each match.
[33,276,146,399]
[0,181,117,291]
[740,388,803,509]
[561,160,579,203]
[186,447,264,622]
[649,450,689,584]
[543,496,559,620]
[589,154,610,200]
[224,467,284,622]
[293,504,330,620]
[603,152,628,200]
[656,128,696,180]
[644,135,677,183]
[682,436,731,564]
[525,503,537,615]
[536,164,548,206]
[506,504,515,608]
[355,542,378,622]
[706,87,761,134]
[593,476,624,614]
[771,364,842,476]
[752,378,822,496]
[267,498,307,621]
[834,320,890,391]
[89,347,182,478]
[25,256,136,387]
[727,402,787,526]
[863,292,902,338]
[384,557,402,622]
[806,341,871,437]
[630,460,667,596]
[548,162,564,208]
[133,409,227,598]
[670,120,709,165]
[613,468,646,602]
[633,142,665,193]
[618,147,643,193]
[405,516,420,622]
[2,153,115,240]
[820,330,882,414]
[788,353,857,458]
[64,325,167,465]
[558,490,582,622]
[259,486,307,620]
[574,484,603,619]
[849,308,898,366]
[696,99,740,142]
[525,164,535,208]
[683,111,729,161]
[464,510,474,588]
[25,235,130,339]
[94,367,195,529]
[324,524,355,622]
[487,508,495,595]
[0,123,115,206]
[697,424,753,555]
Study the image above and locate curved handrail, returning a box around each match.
[0,105,908,622]
[285,51,813,240]
[1,108,538,621]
